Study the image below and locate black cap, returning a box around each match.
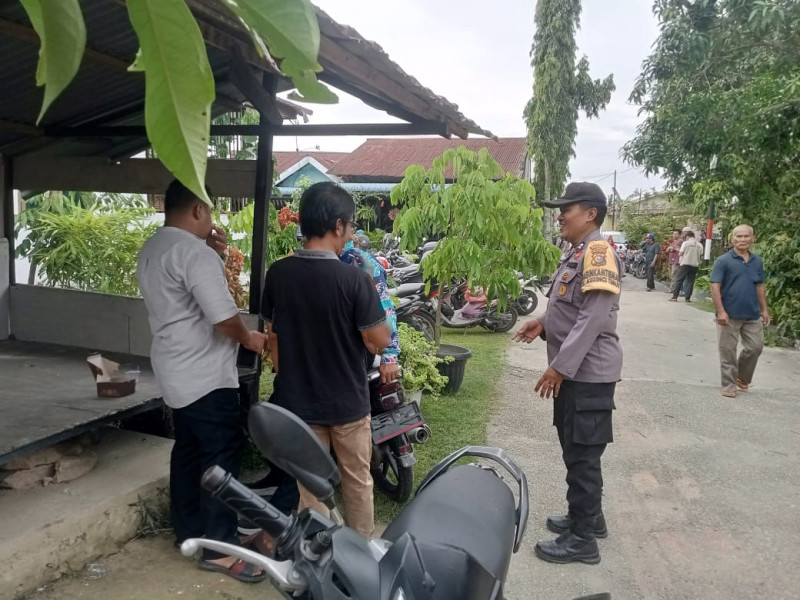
[542,181,607,209]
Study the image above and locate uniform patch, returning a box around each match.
[574,250,584,260]
[558,284,567,296]
[581,240,620,294]
[562,272,570,281]
[567,261,578,269]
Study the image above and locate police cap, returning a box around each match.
[542,181,608,209]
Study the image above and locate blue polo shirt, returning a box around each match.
[709,250,765,320]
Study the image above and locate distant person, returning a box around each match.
[261,182,390,539]
[667,229,683,285]
[137,180,268,583]
[606,235,617,249]
[710,225,770,398]
[642,233,659,292]
[669,231,704,303]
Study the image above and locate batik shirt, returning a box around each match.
[339,243,400,364]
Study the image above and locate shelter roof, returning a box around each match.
[274,151,347,175]
[330,137,528,182]
[0,0,492,161]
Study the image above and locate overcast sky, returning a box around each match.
[273,0,666,199]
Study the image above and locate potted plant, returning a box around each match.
[397,323,449,403]
[391,147,560,394]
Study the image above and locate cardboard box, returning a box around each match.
[87,354,137,398]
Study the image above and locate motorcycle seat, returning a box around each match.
[392,282,426,298]
[382,464,517,581]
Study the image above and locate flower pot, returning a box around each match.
[407,390,423,406]
[435,344,472,396]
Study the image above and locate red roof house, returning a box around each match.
[329,137,529,183]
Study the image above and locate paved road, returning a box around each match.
[492,276,800,600]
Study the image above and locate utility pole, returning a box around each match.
[612,170,617,229]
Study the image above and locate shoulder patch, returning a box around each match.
[581,241,620,294]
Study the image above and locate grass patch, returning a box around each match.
[374,328,510,523]
[254,330,510,524]
[688,298,716,313]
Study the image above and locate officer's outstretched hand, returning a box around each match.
[513,319,543,343]
[535,367,564,399]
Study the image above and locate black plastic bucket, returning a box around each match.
[435,344,473,396]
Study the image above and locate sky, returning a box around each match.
[273,0,666,199]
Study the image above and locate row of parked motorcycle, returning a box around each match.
[370,235,547,341]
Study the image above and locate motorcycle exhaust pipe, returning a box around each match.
[408,424,432,444]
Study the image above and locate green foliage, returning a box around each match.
[228,203,300,269]
[126,0,215,206]
[355,203,378,230]
[209,108,260,159]
[623,0,800,340]
[289,175,312,212]
[397,323,449,395]
[523,0,615,201]
[391,147,560,341]
[16,193,156,296]
[19,0,85,124]
[21,0,335,209]
[619,214,684,248]
[364,228,387,248]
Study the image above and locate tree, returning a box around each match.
[391,147,561,343]
[19,0,337,207]
[523,0,615,207]
[623,0,800,340]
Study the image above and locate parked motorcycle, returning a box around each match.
[368,369,430,503]
[629,250,647,279]
[514,272,544,316]
[393,282,436,341]
[433,295,518,333]
[184,402,529,599]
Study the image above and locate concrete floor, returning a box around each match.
[493,276,800,600]
[22,276,800,600]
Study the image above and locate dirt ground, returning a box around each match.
[22,534,283,600]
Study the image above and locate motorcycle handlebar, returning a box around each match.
[201,466,293,543]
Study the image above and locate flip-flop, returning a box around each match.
[721,389,737,398]
[198,558,266,583]
[736,379,749,391]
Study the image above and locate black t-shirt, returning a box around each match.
[261,249,386,425]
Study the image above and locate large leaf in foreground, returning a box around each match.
[126,0,214,205]
[20,0,86,123]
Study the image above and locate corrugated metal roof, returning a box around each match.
[330,137,528,182]
[0,0,493,162]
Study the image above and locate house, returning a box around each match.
[274,151,347,186]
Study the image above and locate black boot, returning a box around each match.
[534,531,600,565]
[546,512,608,538]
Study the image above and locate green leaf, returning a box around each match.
[128,47,145,72]
[20,0,86,124]
[126,0,214,206]
[222,0,336,104]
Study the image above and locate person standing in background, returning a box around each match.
[710,225,770,398]
[669,231,704,303]
[642,233,659,292]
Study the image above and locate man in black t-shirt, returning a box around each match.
[261,182,390,538]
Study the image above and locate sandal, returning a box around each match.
[721,388,737,398]
[736,379,749,391]
[198,558,266,583]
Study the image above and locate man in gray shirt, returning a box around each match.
[515,182,622,565]
[137,180,267,583]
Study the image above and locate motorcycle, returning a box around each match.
[368,369,430,503]
[629,250,647,279]
[184,402,529,599]
[393,282,437,342]
[431,295,518,334]
[514,272,544,316]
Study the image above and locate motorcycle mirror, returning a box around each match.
[248,403,341,502]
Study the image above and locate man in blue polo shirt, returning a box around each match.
[710,225,770,398]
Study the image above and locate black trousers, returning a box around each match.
[646,264,656,290]
[553,380,615,538]
[671,265,698,300]
[171,388,246,560]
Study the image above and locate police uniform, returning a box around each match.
[534,182,623,565]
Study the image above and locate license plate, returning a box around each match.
[371,403,425,445]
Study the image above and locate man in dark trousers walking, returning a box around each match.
[515,182,622,565]
[642,233,659,291]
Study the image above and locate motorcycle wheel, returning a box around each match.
[409,311,436,342]
[635,263,646,279]
[515,292,538,315]
[484,306,518,333]
[370,443,414,503]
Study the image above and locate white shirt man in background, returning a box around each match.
[669,230,705,303]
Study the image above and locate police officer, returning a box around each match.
[514,182,622,565]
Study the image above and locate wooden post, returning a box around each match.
[1,156,14,285]
[248,74,277,316]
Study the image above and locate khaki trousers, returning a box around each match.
[717,319,764,392]
[298,415,374,538]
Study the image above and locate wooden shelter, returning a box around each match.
[0,0,491,464]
